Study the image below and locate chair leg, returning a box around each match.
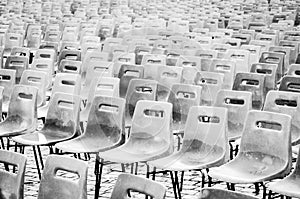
[180,171,184,191]
[37,146,44,169]
[200,170,205,188]
[229,142,234,159]
[32,146,42,180]
[152,167,156,181]
[94,158,104,199]
[135,162,138,175]
[170,171,178,199]
[0,138,5,149]
[174,171,182,199]
[206,168,212,187]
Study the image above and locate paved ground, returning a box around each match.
[16,137,276,199]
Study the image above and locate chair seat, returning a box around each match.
[98,132,171,164]
[55,133,123,153]
[150,144,225,171]
[209,152,287,183]
[0,116,36,137]
[12,127,75,146]
[269,177,300,198]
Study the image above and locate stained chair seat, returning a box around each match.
[269,177,300,198]
[150,145,225,171]
[55,132,123,153]
[209,152,287,183]
[12,127,75,146]
[0,116,35,137]
[98,132,171,164]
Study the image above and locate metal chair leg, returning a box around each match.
[32,146,42,180]
[174,171,182,199]
[37,146,44,169]
[170,171,178,199]
[94,158,103,199]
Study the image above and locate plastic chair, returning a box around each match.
[209,110,292,196]
[263,90,300,145]
[58,60,82,74]
[0,85,38,137]
[210,59,236,90]
[31,58,54,89]
[268,46,291,74]
[194,71,224,106]
[125,79,158,127]
[142,54,167,80]
[37,155,88,199]
[118,64,144,98]
[113,53,136,77]
[20,70,47,107]
[0,150,27,199]
[95,100,173,198]
[198,188,259,199]
[240,45,261,66]
[168,83,202,135]
[250,63,278,92]
[80,77,120,123]
[214,89,252,141]
[259,51,285,78]
[4,55,29,84]
[279,40,298,64]
[232,73,266,110]
[110,173,166,199]
[279,76,300,93]
[58,49,81,66]
[55,96,125,153]
[0,69,16,114]
[224,49,249,73]
[149,106,229,198]
[287,64,300,76]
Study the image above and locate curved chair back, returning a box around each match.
[287,64,300,76]
[0,69,16,103]
[110,173,166,199]
[38,155,88,199]
[259,51,284,78]
[279,75,300,92]
[125,79,158,123]
[240,110,292,174]
[4,56,29,83]
[199,188,259,199]
[58,49,81,66]
[263,90,300,145]
[250,63,278,92]
[31,58,54,88]
[52,73,81,96]
[58,60,82,74]
[0,150,27,199]
[20,70,47,107]
[118,64,144,98]
[210,59,236,89]
[194,71,224,106]
[233,72,266,110]
[214,89,252,141]
[224,49,249,73]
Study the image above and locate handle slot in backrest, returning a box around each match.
[265,57,280,63]
[226,41,238,46]
[215,47,227,52]
[231,54,245,59]
[39,54,51,58]
[275,99,297,107]
[0,75,11,81]
[162,72,178,78]
[200,78,218,84]
[256,68,272,74]
[241,79,259,86]
[96,83,114,90]
[119,57,131,62]
[28,76,42,83]
[294,70,300,75]
[99,103,119,112]
[55,169,80,181]
[256,120,282,131]
[198,40,209,44]
[124,70,140,77]
[259,37,272,41]
[274,50,286,55]
[91,56,105,61]
[58,100,74,109]
[287,83,300,91]
[198,115,220,123]
[64,65,78,71]
[94,66,109,71]
[61,80,75,86]
[18,93,33,100]
[36,64,49,68]
[135,86,152,93]
[182,61,196,67]
[10,60,25,66]
[176,91,195,99]
[225,98,245,105]
[65,54,78,60]
[144,109,164,117]
[199,54,213,58]
[247,49,257,54]
[167,53,180,58]
[9,36,18,40]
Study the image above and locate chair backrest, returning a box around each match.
[157,65,183,89]
[58,49,81,66]
[118,64,144,98]
[35,49,56,63]
[45,92,81,137]
[233,72,266,110]
[85,96,125,148]
[31,58,53,88]
[263,90,300,145]
[239,110,291,172]
[113,53,136,76]
[11,47,30,58]
[20,70,47,107]
[279,76,300,93]
[183,106,228,161]
[194,71,224,106]
[8,85,38,129]
[125,79,158,121]
[4,56,29,83]
[250,63,278,92]
[259,51,284,78]
[224,49,249,73]
[52,73,81,96]
[0,150,27,199]
[214,89,252,141]
[279,40,298,64]
[38,155,88,199]
[168,83,202,125]
[58,60,82,74]
[210,59,236,90]
[130,100,172,152]
[240,44,261,66]
[110,173,166,199]
[0,69,16,103]
[269,46,291,74]
[287,64,300,76]
[198,188,259,199]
